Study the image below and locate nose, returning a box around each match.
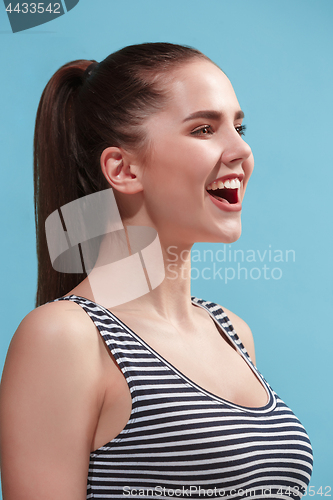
[221,129,252,167]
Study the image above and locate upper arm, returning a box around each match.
[0,301,104,500]
[221,307,256,365]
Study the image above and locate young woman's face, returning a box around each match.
[140,59,254,246]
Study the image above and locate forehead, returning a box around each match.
[163,59,241,120]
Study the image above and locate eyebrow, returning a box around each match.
[182,110,244,122]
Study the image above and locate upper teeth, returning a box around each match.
[207,178,241,190]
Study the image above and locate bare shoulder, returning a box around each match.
[2,298,106,401]
[13,298,94,342]
[220,306,256,365]
[6,298,103,358]
[0,300,107,499]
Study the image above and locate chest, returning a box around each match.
[108,311,268,408]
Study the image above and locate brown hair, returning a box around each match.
[34,42,208,307]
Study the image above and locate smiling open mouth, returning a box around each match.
[207,187,238,204]
[206,178,240,205]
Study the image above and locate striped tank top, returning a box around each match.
[56,295,313,499]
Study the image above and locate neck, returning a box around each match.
[125,241,194,323]
[77,227,196,324]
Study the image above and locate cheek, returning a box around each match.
[150,138,221,188]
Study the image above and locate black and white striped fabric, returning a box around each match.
[56,295,313,500]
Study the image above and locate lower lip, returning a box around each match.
[207,192,242,212]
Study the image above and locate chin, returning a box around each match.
[198,226,242,245]
[221,232,241,244]
[210,220,242,244]
[218,230,241,244]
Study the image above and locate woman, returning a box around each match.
[0,43,312,499]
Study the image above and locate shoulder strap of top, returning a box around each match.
[191,296,254,365]
[54,295,182,402]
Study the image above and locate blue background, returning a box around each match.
[0,0,332,494]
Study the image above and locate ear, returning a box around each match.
[100,147,143,194]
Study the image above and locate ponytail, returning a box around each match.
[34,59,106,307]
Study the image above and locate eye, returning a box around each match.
[235,124,246,136]
[191,125,213,136]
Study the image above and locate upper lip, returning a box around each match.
[206,173,244,190]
